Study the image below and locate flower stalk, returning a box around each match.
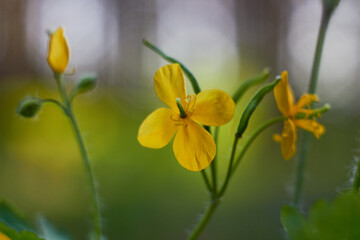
[55,74,102,240]
[187,116,285,239]
[293,0,339,208]
[219,116,286,198]
[187,198,220,240]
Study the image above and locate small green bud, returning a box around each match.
[76,75,97,94]
[17,97,43,118]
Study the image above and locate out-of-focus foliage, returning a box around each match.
[0,199,42,240]
[281,192,360,240]
[0,199,71,240]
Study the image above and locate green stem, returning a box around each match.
[210,127,219,197]
[201,170,212,192]
[293,7,333,208]
[143,40,216,193]
[218,137,239,198]
[186,198,220,240]
[352,155,360,192]
[232,68,270,103]
[308,12,331,94]
[143,39,201,94]
[55,74,102,240]
[293,132,309,207]
[41,99,66,113]
[219,116,285,197]
[188,116,284,240]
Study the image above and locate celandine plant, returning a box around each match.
[17,27,102,240]
[139,40,329,239]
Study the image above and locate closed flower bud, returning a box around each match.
[76,75,97,94]
[17,97,43,118]
[47,27,69,74]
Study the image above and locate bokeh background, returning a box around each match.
[1,0,360,239]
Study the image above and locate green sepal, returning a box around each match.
[17,97,43,118]
[232,68,270,104]
[235,76,281,138]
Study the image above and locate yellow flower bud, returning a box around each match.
[47,27,69,73]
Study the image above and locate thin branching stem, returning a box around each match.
[41,98,66,113]
[188,116,285,239]
[218,116,285,198]
[186,198,220,240]
[55,74,102,240]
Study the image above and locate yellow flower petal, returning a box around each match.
[47,27,69,73]
[191,89,235,126]
[0,232,10,240]
[294,94,318,109]
[294,119,325,139]
[138,108,177,149]
[280,120,297,160]
[274,71,295,117]
[173,119,216,171]
[154,64,186,111]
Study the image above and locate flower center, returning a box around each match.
[175,94,197,119]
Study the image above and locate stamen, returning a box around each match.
[170,114,187,127]
[187,94,197,117]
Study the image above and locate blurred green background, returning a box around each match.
[0,0,360,239]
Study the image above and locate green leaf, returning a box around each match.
[236,76,281,137]
[0,199,37,234]
[281,205,314,240]
[37,216,73,240]
[0,199,71,240]
[309,192,360,240]
[232,68,270,104]
[282,192,360,240]
[0,222,42,240]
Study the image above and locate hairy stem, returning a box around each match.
[55,74,102,240]
[186,198,220,240]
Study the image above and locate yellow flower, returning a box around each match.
[47,27,69,73]
[273,71,325,160]
[138,64,235,171]
[0,232,10,240]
